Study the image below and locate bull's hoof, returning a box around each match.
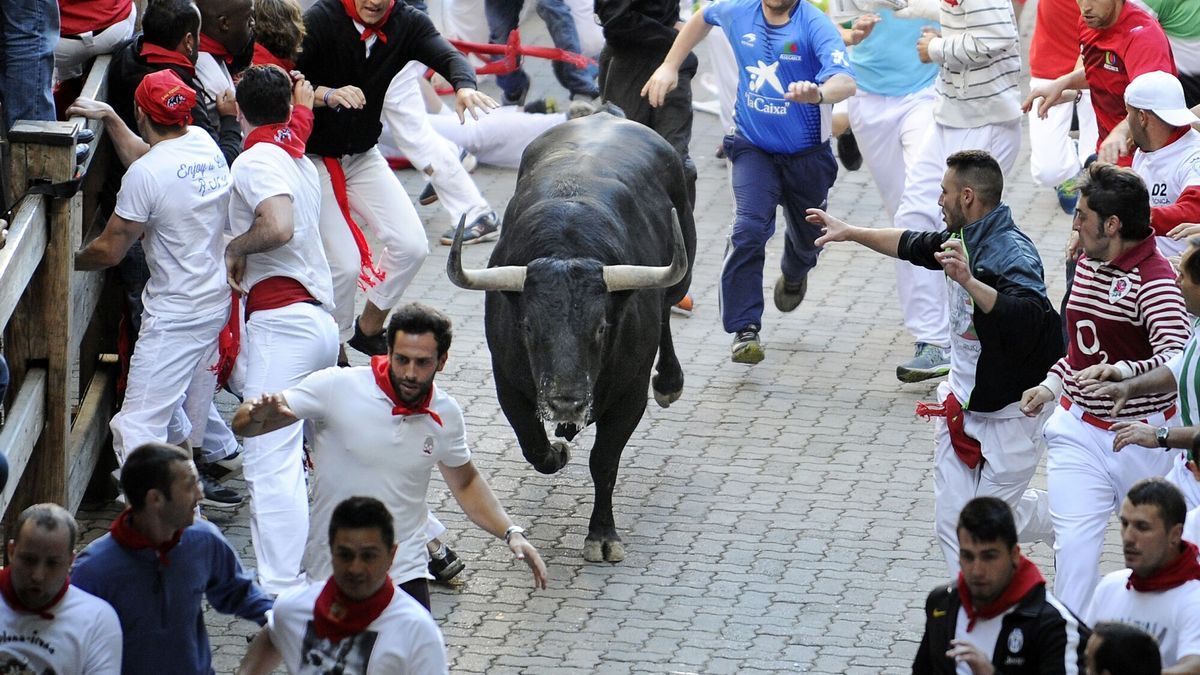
[583,538,626,563]
[651,375,683,409]
[531,441,571,474]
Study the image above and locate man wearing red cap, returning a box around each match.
[75,69,233,472]
[913,497,1088,674]
[1086,478,1200,673]
[232,303,547,610]
[295,0,496,360]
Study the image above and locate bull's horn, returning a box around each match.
[445,215,526,292]
[602,208,688,292]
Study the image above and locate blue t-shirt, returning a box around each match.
[705,0,853,153]
[848,10,938,97]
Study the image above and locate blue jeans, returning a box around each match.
[720,134,837,333]
[485,0,598,101]
[0,0,58,130]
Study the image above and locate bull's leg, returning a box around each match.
[651,308,684,408]
[495,372,571,474]
[584,381,650,562]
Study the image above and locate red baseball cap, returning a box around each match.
[134,69,196,126]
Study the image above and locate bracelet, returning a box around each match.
[503,525,526,544]
[323,89,333,106]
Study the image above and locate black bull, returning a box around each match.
[447,114,697,562]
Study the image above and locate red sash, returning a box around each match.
[245,276,317,318]
[915,392,983,469]
[321,157,385,290]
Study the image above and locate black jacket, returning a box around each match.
[106,35,242,166]
[913,583,1089,675]
[897,204,1065,412]
[298,0,476,158]
[595,0,680,55]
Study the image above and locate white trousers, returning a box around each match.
[199,402,238,463]
[381,61,491,225]
[1044,403,1182,616]
[1027,77,1099,188]
[314,147,429,341]
[53,3,136,82]
[703,25,737,133]
[892,119,1022,347]
[428,106,565,169]
[111,308,228,463]
[932,383,1054,577]
[242,302,339,594]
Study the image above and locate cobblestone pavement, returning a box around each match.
[74,4,1132,673]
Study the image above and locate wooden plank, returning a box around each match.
[0,195,49,330]
[66,362,116,514]
[72,55,113,178]
[0,371,47,520]
[70,269,105,360]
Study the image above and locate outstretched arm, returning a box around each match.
[232,393,300,437]
[808,208,905,257]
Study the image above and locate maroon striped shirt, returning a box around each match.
[1052,236,1191,420]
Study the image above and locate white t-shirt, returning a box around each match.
[1186,507,1200,547]
[1134,128,1200,258]
[0,585,123,674]
[952,605,1013,675]
[228,142,334,308]
[113,126,230,320]
[1087,569,1200,667]
[284,367,471,583]
[195,52,235,118]
[267,582,447,675]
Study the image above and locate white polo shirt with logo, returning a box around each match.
[1087,569,1200,667]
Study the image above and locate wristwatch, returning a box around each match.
[503,525,527,544]
[1156,426,1170,449]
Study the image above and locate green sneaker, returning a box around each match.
[731,326,764,365]
[896,342,950,383]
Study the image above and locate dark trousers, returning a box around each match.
[599,47,698,208]
[399,577,431,612]
[720,133,837,333]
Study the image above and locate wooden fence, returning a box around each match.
[0,55,121,520]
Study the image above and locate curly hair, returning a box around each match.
[254,0,305,62]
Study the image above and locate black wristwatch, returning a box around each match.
[1156,426,1170,449]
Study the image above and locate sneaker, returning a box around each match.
[416,150,476,207]
[773,274,807,312]
[731,325,764,364]
[502,88,528,107]
[836,130,862,172]
[428,546,466,583]
[1055,176,1080,216]
[440,210,500,246]
[715,143,726,160]
[896,342,951,383]
[201,450,243,482]
[199,472,243,509]
[671,294,694,317]
[523,96,557,114]
[348,317,388,356]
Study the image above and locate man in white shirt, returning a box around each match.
[226,64,339,595]
[237,496,448,675]
[75,68,231,468]
[233,302,547,609]
[1086,478,1200,673]
[0,504,122,674]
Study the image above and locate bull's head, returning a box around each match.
[447,209,687,426]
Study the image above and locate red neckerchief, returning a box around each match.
[957,555,1045,631]
[339,0,396,43]
[0,568,69,620]
[321,158,385,290]
[243,106,313,158]
[370,355,443,426]
[251,43,295,71]
[198,34,234,65]
[140,42,196,77]
[109,508,184,566]
[1127,541,1200,592]
[312,575,394,643]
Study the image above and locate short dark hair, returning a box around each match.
[121,443,192,511]
[386,303,453,358]
[328,497,395,549]
[945,150,1004,207]
[236,65,292,126]
[1078,162,1153,241]
[1091,622,1162,675]
[13,503,78,551]
[1126,477,1188,531]
[254,0,305,62]
[142,0,201,50]
[957,497,1018,549]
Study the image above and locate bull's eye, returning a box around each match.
[596,324,607,341]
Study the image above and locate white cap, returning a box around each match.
[1125,70,1200,128]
